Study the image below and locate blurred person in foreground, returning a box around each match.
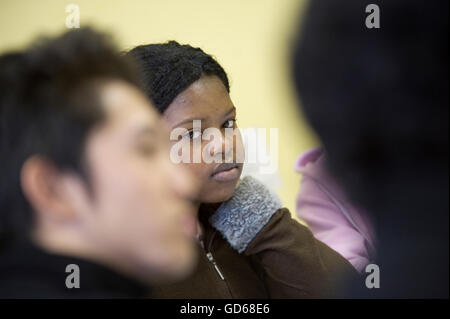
[0,28,199,298]
[292,0,448,298]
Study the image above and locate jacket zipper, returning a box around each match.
[206,252,225,280]
[200,229,233,297]
[199,231,225,280]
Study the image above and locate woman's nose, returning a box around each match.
[208,132,233,160]
[209,139,221,157]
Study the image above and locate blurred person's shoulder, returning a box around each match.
[0,239,149,299]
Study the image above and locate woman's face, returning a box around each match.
[162,75,244,204]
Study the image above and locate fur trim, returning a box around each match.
[209,176,282,253]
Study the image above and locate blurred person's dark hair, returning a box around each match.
[0,27,141,244]
[292,0,448,297]
[126,41,229,113]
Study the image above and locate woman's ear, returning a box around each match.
[20,155,79,222]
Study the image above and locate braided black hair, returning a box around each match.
[126,41,230,113]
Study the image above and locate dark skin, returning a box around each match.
[162,75,245,234]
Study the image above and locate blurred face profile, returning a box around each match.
[163,75,245,204]
[40,81,199,282]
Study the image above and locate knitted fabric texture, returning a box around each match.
[209,176,282,253]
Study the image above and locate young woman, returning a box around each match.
[127,42,358,298]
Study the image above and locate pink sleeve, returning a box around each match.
[295,148,376,273]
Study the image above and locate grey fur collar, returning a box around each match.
[209,176,282,253]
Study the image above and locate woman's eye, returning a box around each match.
[223,119,236,128]
[184,130,202,140]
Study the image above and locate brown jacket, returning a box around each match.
[153,187,358,299]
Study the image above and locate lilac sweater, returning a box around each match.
[295,148,376,272]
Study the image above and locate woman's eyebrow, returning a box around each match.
[172,117,206,128]
[171,106,236,128]
[222,106,236,118]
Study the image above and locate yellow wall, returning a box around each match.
[0,0,320,215]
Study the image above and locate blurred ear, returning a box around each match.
[20,156,86,223]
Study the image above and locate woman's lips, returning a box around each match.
[211,163,241,182]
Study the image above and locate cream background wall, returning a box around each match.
[0,0,320,215]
